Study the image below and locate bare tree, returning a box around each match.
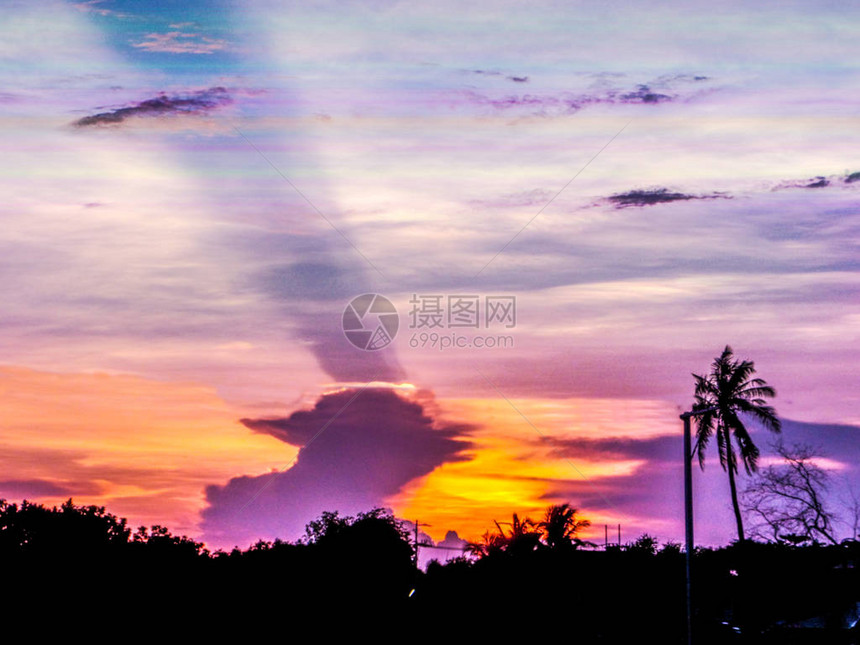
[742,442,839,545]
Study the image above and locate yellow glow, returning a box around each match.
[390,396,675,542]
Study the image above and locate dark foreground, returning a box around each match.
[2,500,857,642]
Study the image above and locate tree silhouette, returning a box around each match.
[743,442,839,544]
[537,503,591,549]
[495,512,541,555]
[465,529,507,558]
[691,345,781,542]
[2,497,857,637]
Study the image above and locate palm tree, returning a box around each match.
[495,513,541,555]
[537,503,591,549]
[465,530,506,558]
[692,345,781,542]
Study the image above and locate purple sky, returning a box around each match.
[0,0,858,550]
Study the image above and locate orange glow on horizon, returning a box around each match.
[0,366,681,545]
[389,395,677,543]
[0,365,295,536]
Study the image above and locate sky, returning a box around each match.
[0,0,858,552]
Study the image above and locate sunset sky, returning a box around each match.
[1,0,858,551]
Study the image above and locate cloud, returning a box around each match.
[132,31,231,55]
[468,70,529,83]
[201,388,474,547]
[0,478,102,498]
[251,260,405,382]
[606,187,731,208]
[460,75,711,116]
[774,172,860,190]
[469,188,555,209]
[778,176,831,189]
[618,83,672,104]
[463,90,583,115]
[73,87,232,127]
[544,434,680,463]
[72,0,133,19]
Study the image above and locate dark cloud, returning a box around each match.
[73,87,231,127]
[545,434,680,462]
[619,84,672,104]
[779,419,860,467]
[461,74,711,117]
[202,388,474,547]
[250,256,405,382]
[304,312,406,382]
[606,187,730,208]
[546,419,860,470]
[260,262,354,301]
[774,171,860,190]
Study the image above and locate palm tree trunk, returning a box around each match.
[724,429,745,542]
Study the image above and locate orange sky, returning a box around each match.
[0,364,681,544]
[389,395,677,542]
[0,365,294,537]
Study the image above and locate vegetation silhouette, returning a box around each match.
[538,502,592,550]
[692,345,781,542]
[5,347,857,641]
[1,497,858,641]
[743,442,841,545]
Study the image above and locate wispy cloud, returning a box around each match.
[132,31,231,55]
[467,69,529,83]
[72,0,134,20]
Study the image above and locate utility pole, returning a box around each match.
[412,520,431,568]
[681,405,720,645]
